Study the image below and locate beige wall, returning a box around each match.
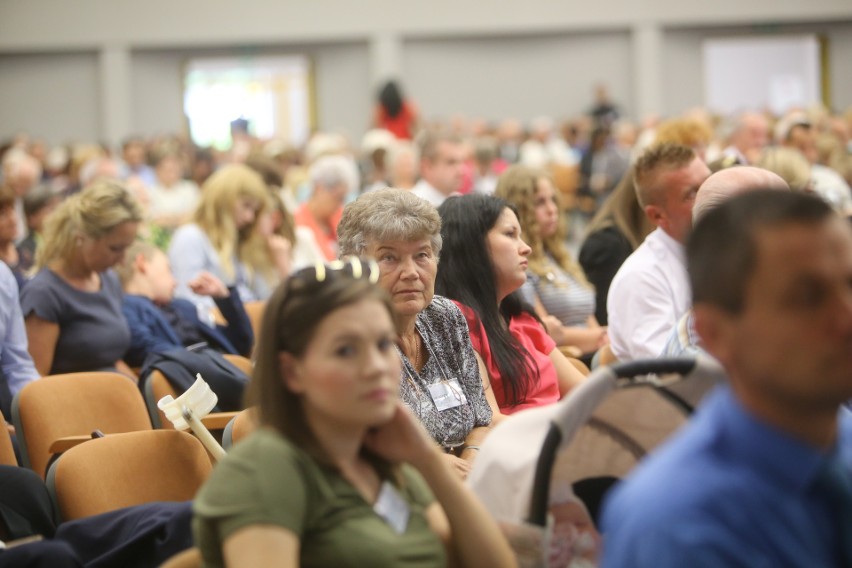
[403,31,633,123]
[0,1,850,145]
[0,51,100,144]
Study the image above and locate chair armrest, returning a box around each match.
[200,412,239,430]
[558,345,583,359]
[48,435,95,454]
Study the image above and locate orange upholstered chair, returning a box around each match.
[11,372,152,478]
[46,429,212,522]
[222,408,258,450]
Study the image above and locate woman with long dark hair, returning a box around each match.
[495,165,608,357]
[435,194,584,416]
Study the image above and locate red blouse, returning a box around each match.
[375,102,417,140]
[454,302,560,415]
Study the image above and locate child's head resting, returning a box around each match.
[116,241,176,305]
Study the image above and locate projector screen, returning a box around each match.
[703,34,821,115]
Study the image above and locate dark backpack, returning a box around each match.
[138,347,249,413]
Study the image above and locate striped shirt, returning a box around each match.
[520,256,595,327]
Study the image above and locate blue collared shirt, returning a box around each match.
[0,262,39,400]
[601,385,852,568]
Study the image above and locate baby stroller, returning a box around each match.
[468,355,726,567]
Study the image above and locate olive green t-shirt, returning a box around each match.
[193,429,447,568]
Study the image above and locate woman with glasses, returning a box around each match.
[192,259,516,568]
[338,188,494,480]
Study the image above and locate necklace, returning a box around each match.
[401,331,422,370]
[413,334,422,370]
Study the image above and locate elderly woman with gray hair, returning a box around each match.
[338,188,496,479]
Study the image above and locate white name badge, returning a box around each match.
[373,481,410,535]
[426,379,468,412]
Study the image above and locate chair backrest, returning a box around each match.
[12,372,152,478]
[0,409,18,466]
[47,430,212,522]
[145,370,178,429]
[223,354,253,376]
[222,408,258,450]
[242,301,266,345]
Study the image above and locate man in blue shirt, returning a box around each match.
[602,190,852,567]
[0,261,39,417]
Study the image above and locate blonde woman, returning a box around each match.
[168,164,290,324]
[21,180,142,376]
[495,166,607,357]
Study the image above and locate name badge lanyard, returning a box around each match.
[397,325,472,450]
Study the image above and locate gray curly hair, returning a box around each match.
[338,188,442,258]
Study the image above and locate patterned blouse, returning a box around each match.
[398,295,492,449]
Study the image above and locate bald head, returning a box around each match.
[693,166,789,222]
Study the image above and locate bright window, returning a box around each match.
[184,55,312,150]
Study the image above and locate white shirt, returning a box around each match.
[411,179,448,208]
[606,228,691,361]
[147,180,201,221]
[519,138,577,169]
[290,226,326,273]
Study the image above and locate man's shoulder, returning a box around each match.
[608,242,664,293]
[605,422,718,510]
[611,232,685,287]
[602,422,764,568]
[602,390,786,551]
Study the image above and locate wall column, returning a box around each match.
[632,21,663,119]
[369,31,402,91]
[98,44,132,146]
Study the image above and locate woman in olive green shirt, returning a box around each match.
[193,259,517,568]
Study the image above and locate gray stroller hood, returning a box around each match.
[468,355,726,531]
[527,355,725,526]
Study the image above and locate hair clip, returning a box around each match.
[312,257,380,284]
[314,262,326,282]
